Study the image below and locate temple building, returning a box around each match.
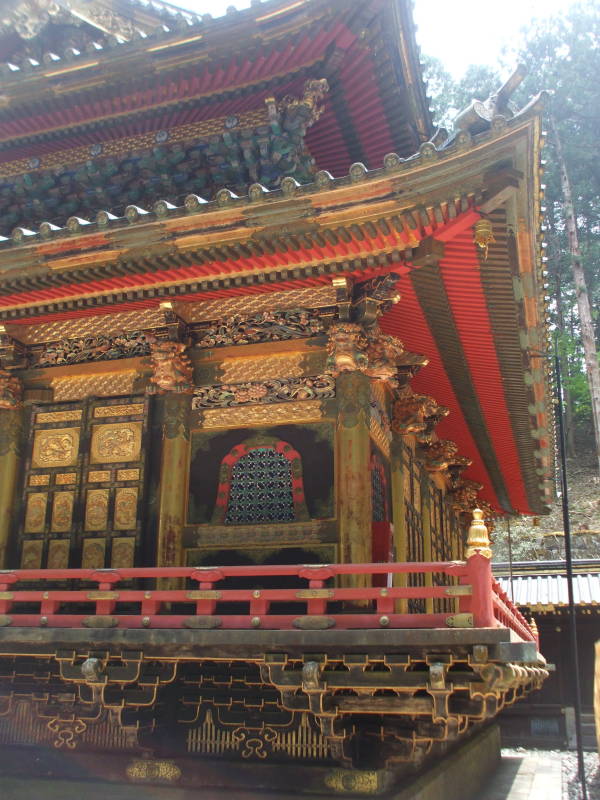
[0,0,553,796]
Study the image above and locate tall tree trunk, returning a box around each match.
[550,116,600,475]
[555,273,577,457]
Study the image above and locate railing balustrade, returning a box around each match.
[0,555,536,643]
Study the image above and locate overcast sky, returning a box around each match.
[169,0,573,79]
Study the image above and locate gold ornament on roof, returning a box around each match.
[473,218,495,260]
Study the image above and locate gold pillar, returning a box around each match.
[156,392,191,571]
[0,371,23,568]
[148,341,193,575]
[390,434,407,611]
[336,371,372,578]
[420,469,433,614]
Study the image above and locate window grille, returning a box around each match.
[225,447,296,524]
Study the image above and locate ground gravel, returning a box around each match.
[502,748,599,800]
[561,750,600,800]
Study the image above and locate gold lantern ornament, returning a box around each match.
[473,217,495,260]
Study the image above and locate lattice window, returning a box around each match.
[212,438,310,525]
[371,455,389,523]
[225,448,295,524]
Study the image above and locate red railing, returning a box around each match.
[0,555,536,642]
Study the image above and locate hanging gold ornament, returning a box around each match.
[473,218,495,260]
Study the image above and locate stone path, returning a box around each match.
[481,751,565,800]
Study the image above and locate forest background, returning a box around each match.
[421,1,600,560]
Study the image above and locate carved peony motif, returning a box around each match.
[32,331,153,368]
[326,323,368,376]
[0,369,22,409]
[195,309,325,349]
[148,341,193,394]
[192,375,335,409]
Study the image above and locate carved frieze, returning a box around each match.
[192,375,335,409]
[94,404,145,418]
[195,308,326,349]
[325,323,368,376]
[31,332,153,369]
[148,342,193,395]
[200,400,324,428]
[0,369,22,409]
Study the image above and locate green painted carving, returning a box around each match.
[0,409,23,457]
[161,394,191,441]
[336,372,370,429]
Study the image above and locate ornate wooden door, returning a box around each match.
[17,396,150,570]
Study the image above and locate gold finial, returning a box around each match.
[529,616,539,638]
[465,508,492,559]
[473,218,495,260]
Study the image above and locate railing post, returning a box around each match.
[465,509,495,628]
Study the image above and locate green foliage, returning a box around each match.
[423,2,600,456]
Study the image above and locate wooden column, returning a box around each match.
[420,469,434,614]
[0,372,23,569]
[336,371,372,582]
[390,433,407,611]
[156,392,191,571]
[148,341,193,577]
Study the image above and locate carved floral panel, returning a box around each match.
[90,422,142,464]
[20,540,43,569]
[111,537,135,568]
[82,538,106,569]
[32,428,80,468]
[84,489,109,531]
[51,492,74,533]
[47,539,70,569]
[114,487,138,530]
[24,493,48,533]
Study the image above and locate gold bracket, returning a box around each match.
[295,589,335,599]
[444,585,472,596]
[186,590,222,600]
[445,613,474,628]
[86,591,119,601]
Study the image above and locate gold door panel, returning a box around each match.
[24,493,48,533]
[51,492,74,532]
[114,488,138,530]
[32,428,80,468]
[18,397,148,570]
[47,539,70,569]
[82,538,106,569]
[84,489,110,531]
[90,422,142,463]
